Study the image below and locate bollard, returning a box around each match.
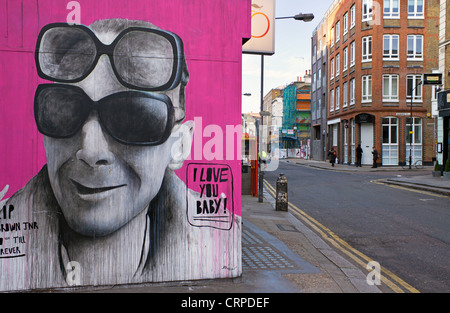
[275,173,288,211]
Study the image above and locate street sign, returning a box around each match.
[423,73,443,85]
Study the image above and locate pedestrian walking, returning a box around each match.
[328,147,337,167]
[356,144,363,167]
[371,147,379,168]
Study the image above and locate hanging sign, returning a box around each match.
[243,0,275,55]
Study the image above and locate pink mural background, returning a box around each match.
[0,0,250,218]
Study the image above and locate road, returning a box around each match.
[263,161,450,293]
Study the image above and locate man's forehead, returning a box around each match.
[89,19,158,44]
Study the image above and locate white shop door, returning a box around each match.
[361,123,373,165]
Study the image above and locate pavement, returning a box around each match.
[78,159,449,294]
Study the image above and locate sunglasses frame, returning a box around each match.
[34,83,176,146]
[35,23,185,92]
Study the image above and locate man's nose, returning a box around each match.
[76,114,115,167]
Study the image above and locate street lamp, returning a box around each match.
[257,12,314,203]
[409,80,422,169]
[276,13,315,21]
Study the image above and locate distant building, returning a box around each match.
[281,75,311,149]
[311,18,329,161]
[262,87,284,152]
[312,0,439,166]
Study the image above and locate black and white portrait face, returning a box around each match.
[35,20,191,237]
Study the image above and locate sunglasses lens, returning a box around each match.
[38,27,97,81]
[100,93,173,145]
[35,85,89,138]
[114,31,176,89]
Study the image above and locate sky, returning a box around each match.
[242,0,334,113]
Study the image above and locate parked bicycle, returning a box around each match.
[402,160,423,169]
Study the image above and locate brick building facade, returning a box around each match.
[311,19,329,161]
[313,0,439,166]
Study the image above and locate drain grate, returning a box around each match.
[242,228,300,271]
[276,224,299,232]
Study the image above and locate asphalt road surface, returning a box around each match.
[263,161,450,293]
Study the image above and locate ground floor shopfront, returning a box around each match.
[437,115,450,168]
[327,111,435,167]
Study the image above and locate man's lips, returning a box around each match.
[71,179,127,195]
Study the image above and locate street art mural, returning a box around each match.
[0,0,250,291]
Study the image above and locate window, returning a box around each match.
[407,35,423,60]
[350,41,355,67]
[330,89,335,112]
[330,58,334,80]
[332,124,338,146]
[362,75,372,102]
[407,75,422,102]
[382,117,399,165]
[343,12,348,35]
[383,34,399,60]
[312,100,316,120]
[351,119,355,164]
[317,68,321,89]
[336,53,340,77]
[363,0,373,21]
[312,72,316,91]
[335,86,340,110]
[344,123,348,164]
[384,0,400,18]
[313,44,317,63]
[362,36,372,61]
[317,99,321,119]
[408,0,424,18]
[406,118,422,145]
[317,40,321,59]
[350,78,355,105]
[343,47,348,71]
[330,27,335,47]
[405,117,422,164]
[350,4,356,28]
[383,74,399,101]
[343,82,348,108]
[323,66,326,86]
[335,21,340,43]
[344,131,348,162]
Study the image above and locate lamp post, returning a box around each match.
[409,80,422,169]
[257,12,314,203]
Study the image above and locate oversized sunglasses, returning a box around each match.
[34,84,176,145]
[35,23,184,91]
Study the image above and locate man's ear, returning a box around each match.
[168,120,194,170]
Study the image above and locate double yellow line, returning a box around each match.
[263,179,420,293]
